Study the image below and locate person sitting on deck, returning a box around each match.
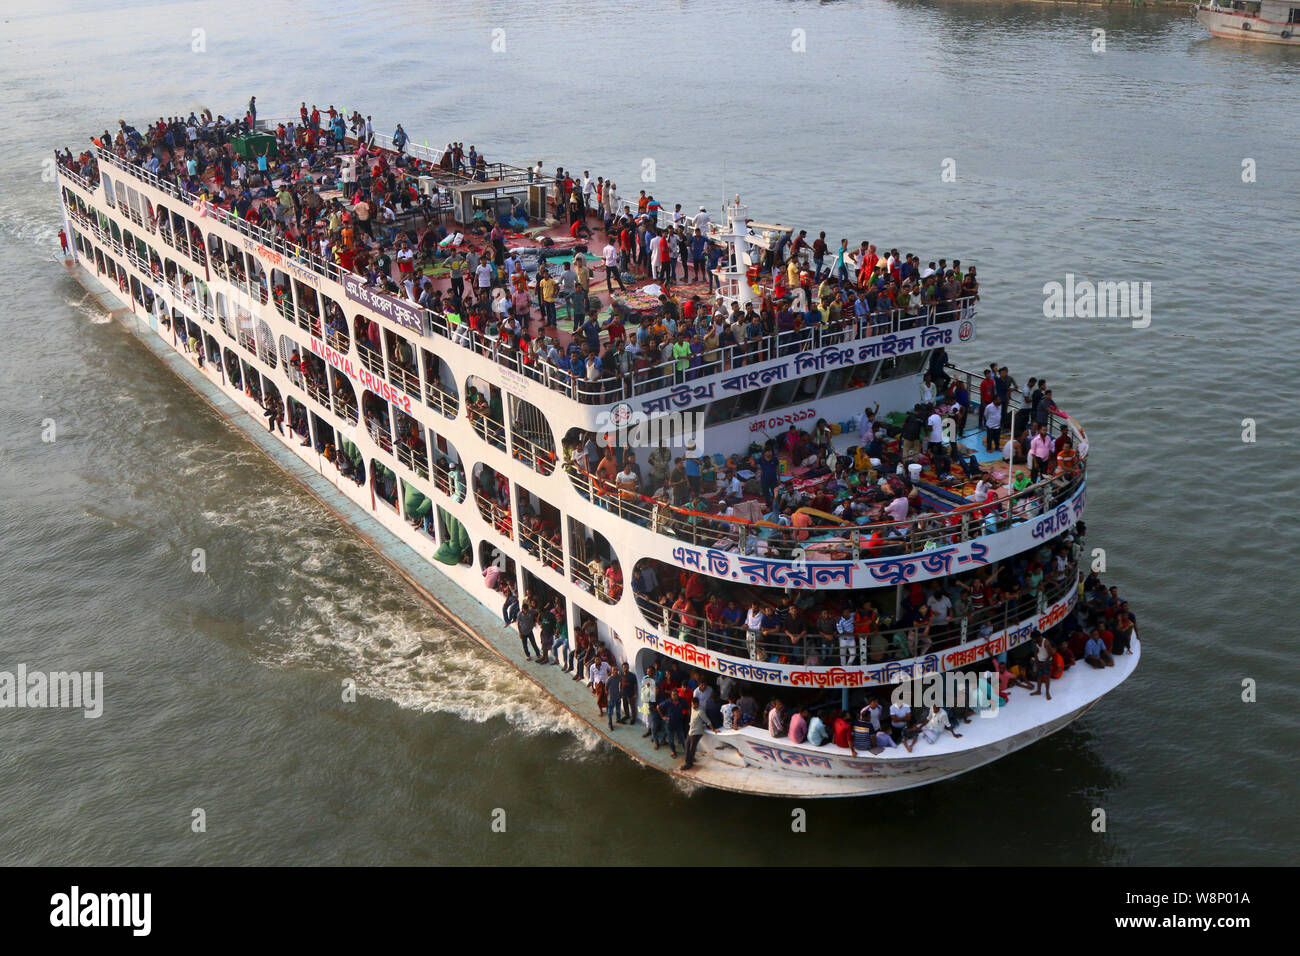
[1084,629,1114,669]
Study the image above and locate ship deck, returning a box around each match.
[79,124,975,409]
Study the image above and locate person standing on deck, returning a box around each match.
[649,229,664,281]
[705,241,722,292]
[537,603,556,665]
[657,692,683,756]
[501,583,519,626]
[811,231,828,280]
[833,238,850,290]
[758,447,780,510]
[618,662,638,726]
[1030,631,1055,699]
[1029,424,1054,481]
[538,269,558,331]
[574,253,591,301]
[682,697,711,770]
[982,398,1002,452]
[392,124,407,155]
[516,600,541,661]
[996,365,1015,427]
[666,230,680,285]
[602,237,626,293]
[559,261,578,330]
[693,205,711,234]
[639,669,657,737]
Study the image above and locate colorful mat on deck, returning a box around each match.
[614,280,715,312]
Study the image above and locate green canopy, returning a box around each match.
[231,132,278,161]
[432,507,471,565]
[338,437,362,468]
[404,484,433,521]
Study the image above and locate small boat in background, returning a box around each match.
[1195,0,1300,44]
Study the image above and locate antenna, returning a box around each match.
[721,159,726,229]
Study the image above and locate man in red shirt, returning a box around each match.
[858,243,878,286]
[812,231,828,279]
[833,710,853,749]
[979,368,997,419]
[604,315,625,345]
[683,570,706,605]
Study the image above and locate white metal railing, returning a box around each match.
[424,381,457,418]
[356,341,384,376]
[394,439,430,479]
[388,362,420,399]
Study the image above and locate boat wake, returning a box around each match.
[263,590,605,755]
[0,207,62,250]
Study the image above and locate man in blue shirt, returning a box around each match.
[854,292,871,337]
[657,693,684,757]
[581,316,601,353]
[804,304,822,348]
[1084,633,1113,668]
[683,446,702,495]
[706,242,722,290]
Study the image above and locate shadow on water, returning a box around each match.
[638,721,1124,866]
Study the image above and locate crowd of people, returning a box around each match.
[487,522,1135,770]
[61,104,1139,778]
[59,100,981,408]
[563,358,1084,561]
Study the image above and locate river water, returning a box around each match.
[1,0,1296,865]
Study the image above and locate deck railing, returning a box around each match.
[635,562,1076,666]
[423,380,458,418]
[394,437,430,479]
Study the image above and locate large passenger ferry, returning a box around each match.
[53,105,1139,797]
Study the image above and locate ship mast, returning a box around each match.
[715,194,758,312]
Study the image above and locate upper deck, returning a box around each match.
[61,125,977,432]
